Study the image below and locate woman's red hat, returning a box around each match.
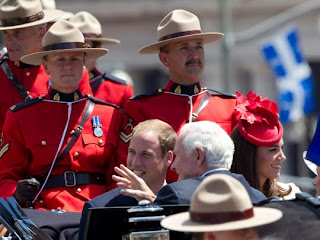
[235,91,283,146]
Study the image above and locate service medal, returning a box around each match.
[92,116,103,137]
[94,127,103,137]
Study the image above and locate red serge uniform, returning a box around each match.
[119,80,239,183]
[0,56,49,133]
[89,67,133,109]
[0,89,122,212]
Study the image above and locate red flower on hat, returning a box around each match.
[235,90,283,146]
[235,90,279,125]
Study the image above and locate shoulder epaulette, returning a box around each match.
[10,96,43,112]
[206,88,236,98]
[86,95,119,109]
[130,88,164,100]
[102,73,128,85]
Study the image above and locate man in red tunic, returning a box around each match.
[119,9,239,183]
[69,11,133,109]
[0,0,63,133]
[0,20,122,212]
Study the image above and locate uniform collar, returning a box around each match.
[5,55,38,69]
[166,80,201,95]
[49,88,83,102]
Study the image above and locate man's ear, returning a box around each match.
[195,146,205,167]
[159,52,169,67]
[38,26,47,40]
[42,59,49,74]
[165,150,174,167]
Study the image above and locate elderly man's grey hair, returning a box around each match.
[179,121,234,170]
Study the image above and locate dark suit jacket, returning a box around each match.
[78,187,138,240]
[153,170,266,205]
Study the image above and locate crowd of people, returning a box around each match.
[0,0,319,239]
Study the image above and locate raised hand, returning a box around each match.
[112,164,156,202]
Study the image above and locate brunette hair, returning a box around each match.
[230,126,291,197]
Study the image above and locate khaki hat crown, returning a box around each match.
[69,11,120,45]
[0,0,41,19]
[40,0,74,21]
[43,19,84,46]
[157,9,202,41]
[40,0,56,10]
[21,20,108,65]
[0,0,62,30]
[138,9,224,54]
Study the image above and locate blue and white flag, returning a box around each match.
[260,25,315,124]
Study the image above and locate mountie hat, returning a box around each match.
[303,113,320,175]
[69,11,120,45]
[40,0,74,21]
[235,90,283,146]
[138,9,224,54]
[161,174,282,232]
[21,20,108,65]
[0,0,63,30]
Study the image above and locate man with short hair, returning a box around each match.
[119,9,239,183]
[161,174,282,240]
[69,11,133,109]
[0,0,62,133]
[77,119,176,240]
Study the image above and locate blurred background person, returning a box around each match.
[69,11,133,109]
[231,91,301,199]
[0,0,62,134]
[40,0,74,29]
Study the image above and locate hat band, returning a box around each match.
[42,42,90,51]
[83,33,103,38]
[159,30,202,41]
[190,208,254,224]
[0,11,44,27]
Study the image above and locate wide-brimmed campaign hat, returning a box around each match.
[69,11,120,45]
[0,0,63,30]
[235,90,283,147]
[40,0,74,21]
[161,174,282,233]
[21,20,108,65]
[303,114,320,175]
[139,9,224,54]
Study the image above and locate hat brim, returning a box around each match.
[51,11,74,21]
[303,151,318,175]
[21,48,108,66]
[161,207,282,233]
[138,32,224,54]
[0,10,63,30]
[85,37,120,45]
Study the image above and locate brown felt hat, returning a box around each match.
[0,0,63,30]
[139,9,223,54]
[69,11,120,45]
[21,20,108,65]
